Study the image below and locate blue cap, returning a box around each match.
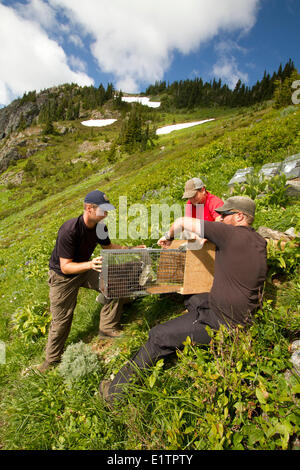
[84,190,116,211]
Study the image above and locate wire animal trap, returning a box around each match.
[99,241,216,299]
[99,249,186,299]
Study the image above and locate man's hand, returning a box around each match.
[134,244,147,249]
[187,236,207,250]
[157,236,172,249]
[90,256,102,272]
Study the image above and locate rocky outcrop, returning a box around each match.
[0,93,46,139]
[0,128,47,174]
[257,226,297,241]
[286,179,300,197]
[0,169,24,186]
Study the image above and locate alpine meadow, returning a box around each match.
[0,61,299,451]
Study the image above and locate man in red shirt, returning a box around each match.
[183,177,223,221]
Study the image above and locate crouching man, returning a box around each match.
[99,196,267,404]
[38,190,145,373]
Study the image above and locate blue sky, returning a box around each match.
[164,0,300,87]
[0,0,299,106]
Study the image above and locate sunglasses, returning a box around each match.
[220,211,238,218]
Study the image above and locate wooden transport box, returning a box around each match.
[167,239,215,295]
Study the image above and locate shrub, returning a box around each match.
[23,238,54,280]
[24,159,37,173]
[12,301,50,341]
[58,341,101,386]
[266,239,300,280]
[122,311,300,450]
[231,172,290,208]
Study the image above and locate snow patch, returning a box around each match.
[156,119,215,135]
[81,119,117,127]
[121,96,161,108]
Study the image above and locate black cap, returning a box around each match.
[84,190,116,211]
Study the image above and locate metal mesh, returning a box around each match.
[99,249,186,299]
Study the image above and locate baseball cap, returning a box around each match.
[84,190,116,211]
[182,178,205,199]
[215,196,256,218]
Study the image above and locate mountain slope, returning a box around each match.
[0,98,299,450]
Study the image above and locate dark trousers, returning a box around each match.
[107,294,224,401]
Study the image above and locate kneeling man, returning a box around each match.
[99,196,267,403]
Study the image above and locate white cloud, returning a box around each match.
[213,39,250,88]
[215,40,249,56]
[15,0,56,30]
[68,55,87,73]
[0,2,93,105]
[69,34,84,48]
[0,0,261,103]
[49,0,260,92]
[213,58,249,89]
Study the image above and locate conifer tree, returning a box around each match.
[43,119,56,135]
[273,69,300,108]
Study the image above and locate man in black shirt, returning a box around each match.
[39,190,145,372]
[99,196,267,404]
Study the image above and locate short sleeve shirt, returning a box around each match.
[49,215,111,277]
[203,221,267,327]
[185,192,223,221]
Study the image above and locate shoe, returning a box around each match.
[36,360,60,373]
[99,380,112,402]
[99,329,123,339]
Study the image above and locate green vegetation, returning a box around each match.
[117,104,158,153]
[273,70,300,109]
[146,59,296,109]
[38,83,114,125]
[0,83,299,450]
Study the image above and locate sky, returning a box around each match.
[0,0,299,107]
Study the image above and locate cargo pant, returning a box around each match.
[106,294,228,402]
[46,269,128,364]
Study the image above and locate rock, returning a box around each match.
[78,140,111,154]
[291,350,300,377]
[57,126,68,135]
[0,170,24,186]
[284,227,299,238]
[259,162,282,179]
[281,153,300,179]
[98,167,113,175]
[0,132,48,174]
[0,147,28,173]
[0,99,40,139]
[286,179,300,197]
[228,167,254,186]
[257,226,293,241]
[291,340,300,353]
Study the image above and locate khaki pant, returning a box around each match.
[45,269,128,363]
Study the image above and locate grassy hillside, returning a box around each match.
[0,99,299,450]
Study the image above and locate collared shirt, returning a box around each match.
[185,191,223,221]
